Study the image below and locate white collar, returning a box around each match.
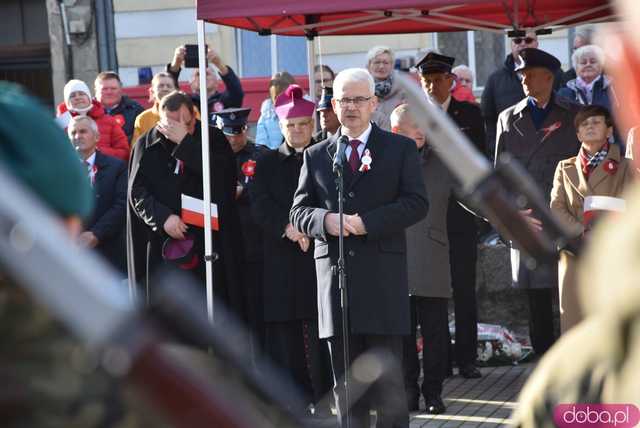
[576,75,601,92]
[344,123,373,145]
[441,95,452,112]
[84,151,96,168]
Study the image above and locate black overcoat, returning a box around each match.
[235,141,266,263]
[250,142,317,323]
[126,122,244,315]
[290,124,428,338]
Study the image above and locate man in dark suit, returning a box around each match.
[417,52,485,379]
[290,68,428,428]
[495,48,581,356]
[68,115,127,274]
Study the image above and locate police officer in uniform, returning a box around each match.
[314,87,341,143]
[216,107,268,355]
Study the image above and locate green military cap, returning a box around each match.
[0,83,93,219]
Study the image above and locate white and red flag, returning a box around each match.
[583,195,625,231]
[181,194,219,231]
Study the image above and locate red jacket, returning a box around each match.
[57,100,130,162]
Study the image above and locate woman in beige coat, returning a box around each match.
[550,105,634,333]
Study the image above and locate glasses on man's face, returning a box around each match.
[284,120,313,130]
[513,37,536,45]
[334,96,372,108]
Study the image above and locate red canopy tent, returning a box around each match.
[191,0,616,323]
[196,0,614,36]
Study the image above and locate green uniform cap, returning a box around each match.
[0,83,93,219]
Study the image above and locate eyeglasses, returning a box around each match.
[284,120,313,130]
[334,96,372,107]
[513,37,536,45]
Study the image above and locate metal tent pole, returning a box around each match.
[197,19,215,324]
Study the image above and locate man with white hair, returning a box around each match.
[68,115,127,273]
[290,68,428,428]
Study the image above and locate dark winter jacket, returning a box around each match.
[165,65,244,118]
[481,55,563,158]
[103,95,145,144]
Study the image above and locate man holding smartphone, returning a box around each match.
[166,45,244,119]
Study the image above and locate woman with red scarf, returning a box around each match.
[56,79,129,162]
[550,105,634,333]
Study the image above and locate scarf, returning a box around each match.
[374,74,393,99]
[575,75,601,105]
[579,141,609,178]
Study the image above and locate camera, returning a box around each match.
[184,44,208,68]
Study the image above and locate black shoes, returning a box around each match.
[459,363,482,379]
[407,396,420,412]
[425,395,446,414]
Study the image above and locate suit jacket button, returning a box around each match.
[348,250,355,257]
[348,191,355,198]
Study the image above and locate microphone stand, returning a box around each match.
[333,141,351,428]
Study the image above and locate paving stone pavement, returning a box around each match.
[408,363,536,428]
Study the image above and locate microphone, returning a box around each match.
[333,135,349,173]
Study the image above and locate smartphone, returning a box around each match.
[184,44,208,68]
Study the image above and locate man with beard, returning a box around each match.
[127,91,244,322]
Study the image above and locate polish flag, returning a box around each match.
[181,194,219,231]
[583,196,625,230]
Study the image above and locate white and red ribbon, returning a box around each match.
[359,149,373,172]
